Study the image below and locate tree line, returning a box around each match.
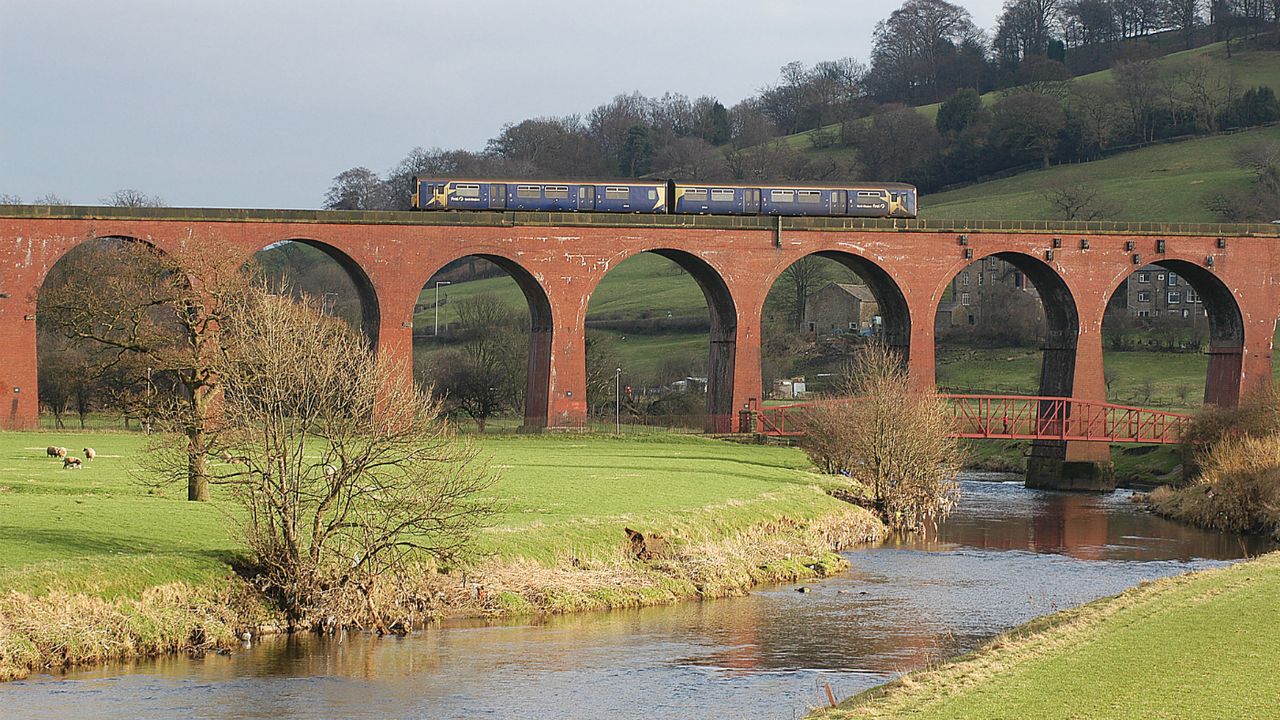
[324,0,1280,210]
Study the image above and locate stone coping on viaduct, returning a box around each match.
[3,204,1279,238]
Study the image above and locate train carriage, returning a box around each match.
[413,178,667,213]
[412,177,917,219]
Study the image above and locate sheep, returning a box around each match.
[63,456,82,469]
[323,464,338,481]
[46,446,59,458]
[83,447,96,461]
[55,447,68,459]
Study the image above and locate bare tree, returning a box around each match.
[651,137,730,180]
[0,193,20,204]
[798,343,964,530]
[101,189,167,207]
[149,289,493,630]
[1040,177,1124,219]
[323,167,391,210]
[425,293,527,431]
[38,237,249,500]
[774,257,831,331]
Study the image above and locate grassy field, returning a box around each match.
[0,431,849,598]
[818,551,1280,719]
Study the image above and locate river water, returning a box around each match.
[3,476,1272,720]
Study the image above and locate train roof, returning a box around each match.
[672,181,917,191]
[414,177,665,186]
[414,177,916,191]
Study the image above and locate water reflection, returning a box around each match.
[4,476,1271,720]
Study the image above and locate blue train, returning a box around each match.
[411,178,918,218]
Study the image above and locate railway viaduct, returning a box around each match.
[2,205,1278,490]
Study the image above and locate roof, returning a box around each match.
[830,283,877,302]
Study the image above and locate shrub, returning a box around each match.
[798,344,964,531]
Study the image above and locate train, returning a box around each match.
[411,178,918,218]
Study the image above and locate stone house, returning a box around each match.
[803,283,880,335]
[935,257,1034,329]
[1112,265,1207,319]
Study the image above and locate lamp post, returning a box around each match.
[434,281,451,337]
[615,367,623,436]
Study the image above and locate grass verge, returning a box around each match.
[813,551,1280,719]
[0,430,883,680]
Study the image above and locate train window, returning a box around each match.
[771,189,794,202]
[516,185,541,199]
[857,191,880,197]
[605,187,630,199]
[797,190,821,203]
[456,184,480,198]
[545,185,569,199]
[648,189,657,200]
[710,189,734,201]
[685,189,708,201]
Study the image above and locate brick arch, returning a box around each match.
[416,251,555,431]
[932,250,1081,398]
[255,239,382,350]
[583,247,739,433]
[1100,257,1245,406]
[757,247,913,374]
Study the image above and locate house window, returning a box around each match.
[961,273,970,286]
[1138,310,1150,317]
[1187,288,1201,303]
[1156,273,1165,282]
[1168,272,1179,286]
[986,257,998,269]
[977,273,984,286]
[1167,291,1182,304]
[807,321,816,332]
[1137,291,1151,302]
[961,292,971,306]
[1137,272,1150,283]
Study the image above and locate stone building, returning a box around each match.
[936,257,1034,328]
[1112,265,1206,319]
[803,282,879,335]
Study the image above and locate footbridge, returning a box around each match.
[2,205,1277,491]
[751,395,1191,445]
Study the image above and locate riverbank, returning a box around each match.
[815,550,1280,719]
[0,431,883,681]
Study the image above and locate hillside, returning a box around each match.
[922,123,1280,222]
[781,42,1280,154]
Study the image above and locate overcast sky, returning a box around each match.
[1,0,1003,209]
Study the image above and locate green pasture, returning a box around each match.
[0,431,842,598]
[822,552,1280,719]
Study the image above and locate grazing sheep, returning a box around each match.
[46,446,59,458]
[83,447,96,461]
[63,456,82,469]
[55,447,68,459]
[323,464,338,481]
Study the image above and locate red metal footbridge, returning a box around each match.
[750,395,1191,445]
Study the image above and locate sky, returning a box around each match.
[1,0,1004,209]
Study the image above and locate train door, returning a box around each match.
[489,184,507,209]
[832,190,847,215]
[578,185,595,210]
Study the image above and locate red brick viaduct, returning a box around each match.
[2,206,1278,489]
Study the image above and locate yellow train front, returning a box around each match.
[412,178,917,219]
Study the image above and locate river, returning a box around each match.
[3,476,1271,720]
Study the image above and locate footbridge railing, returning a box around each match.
[749,395,1191,445]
